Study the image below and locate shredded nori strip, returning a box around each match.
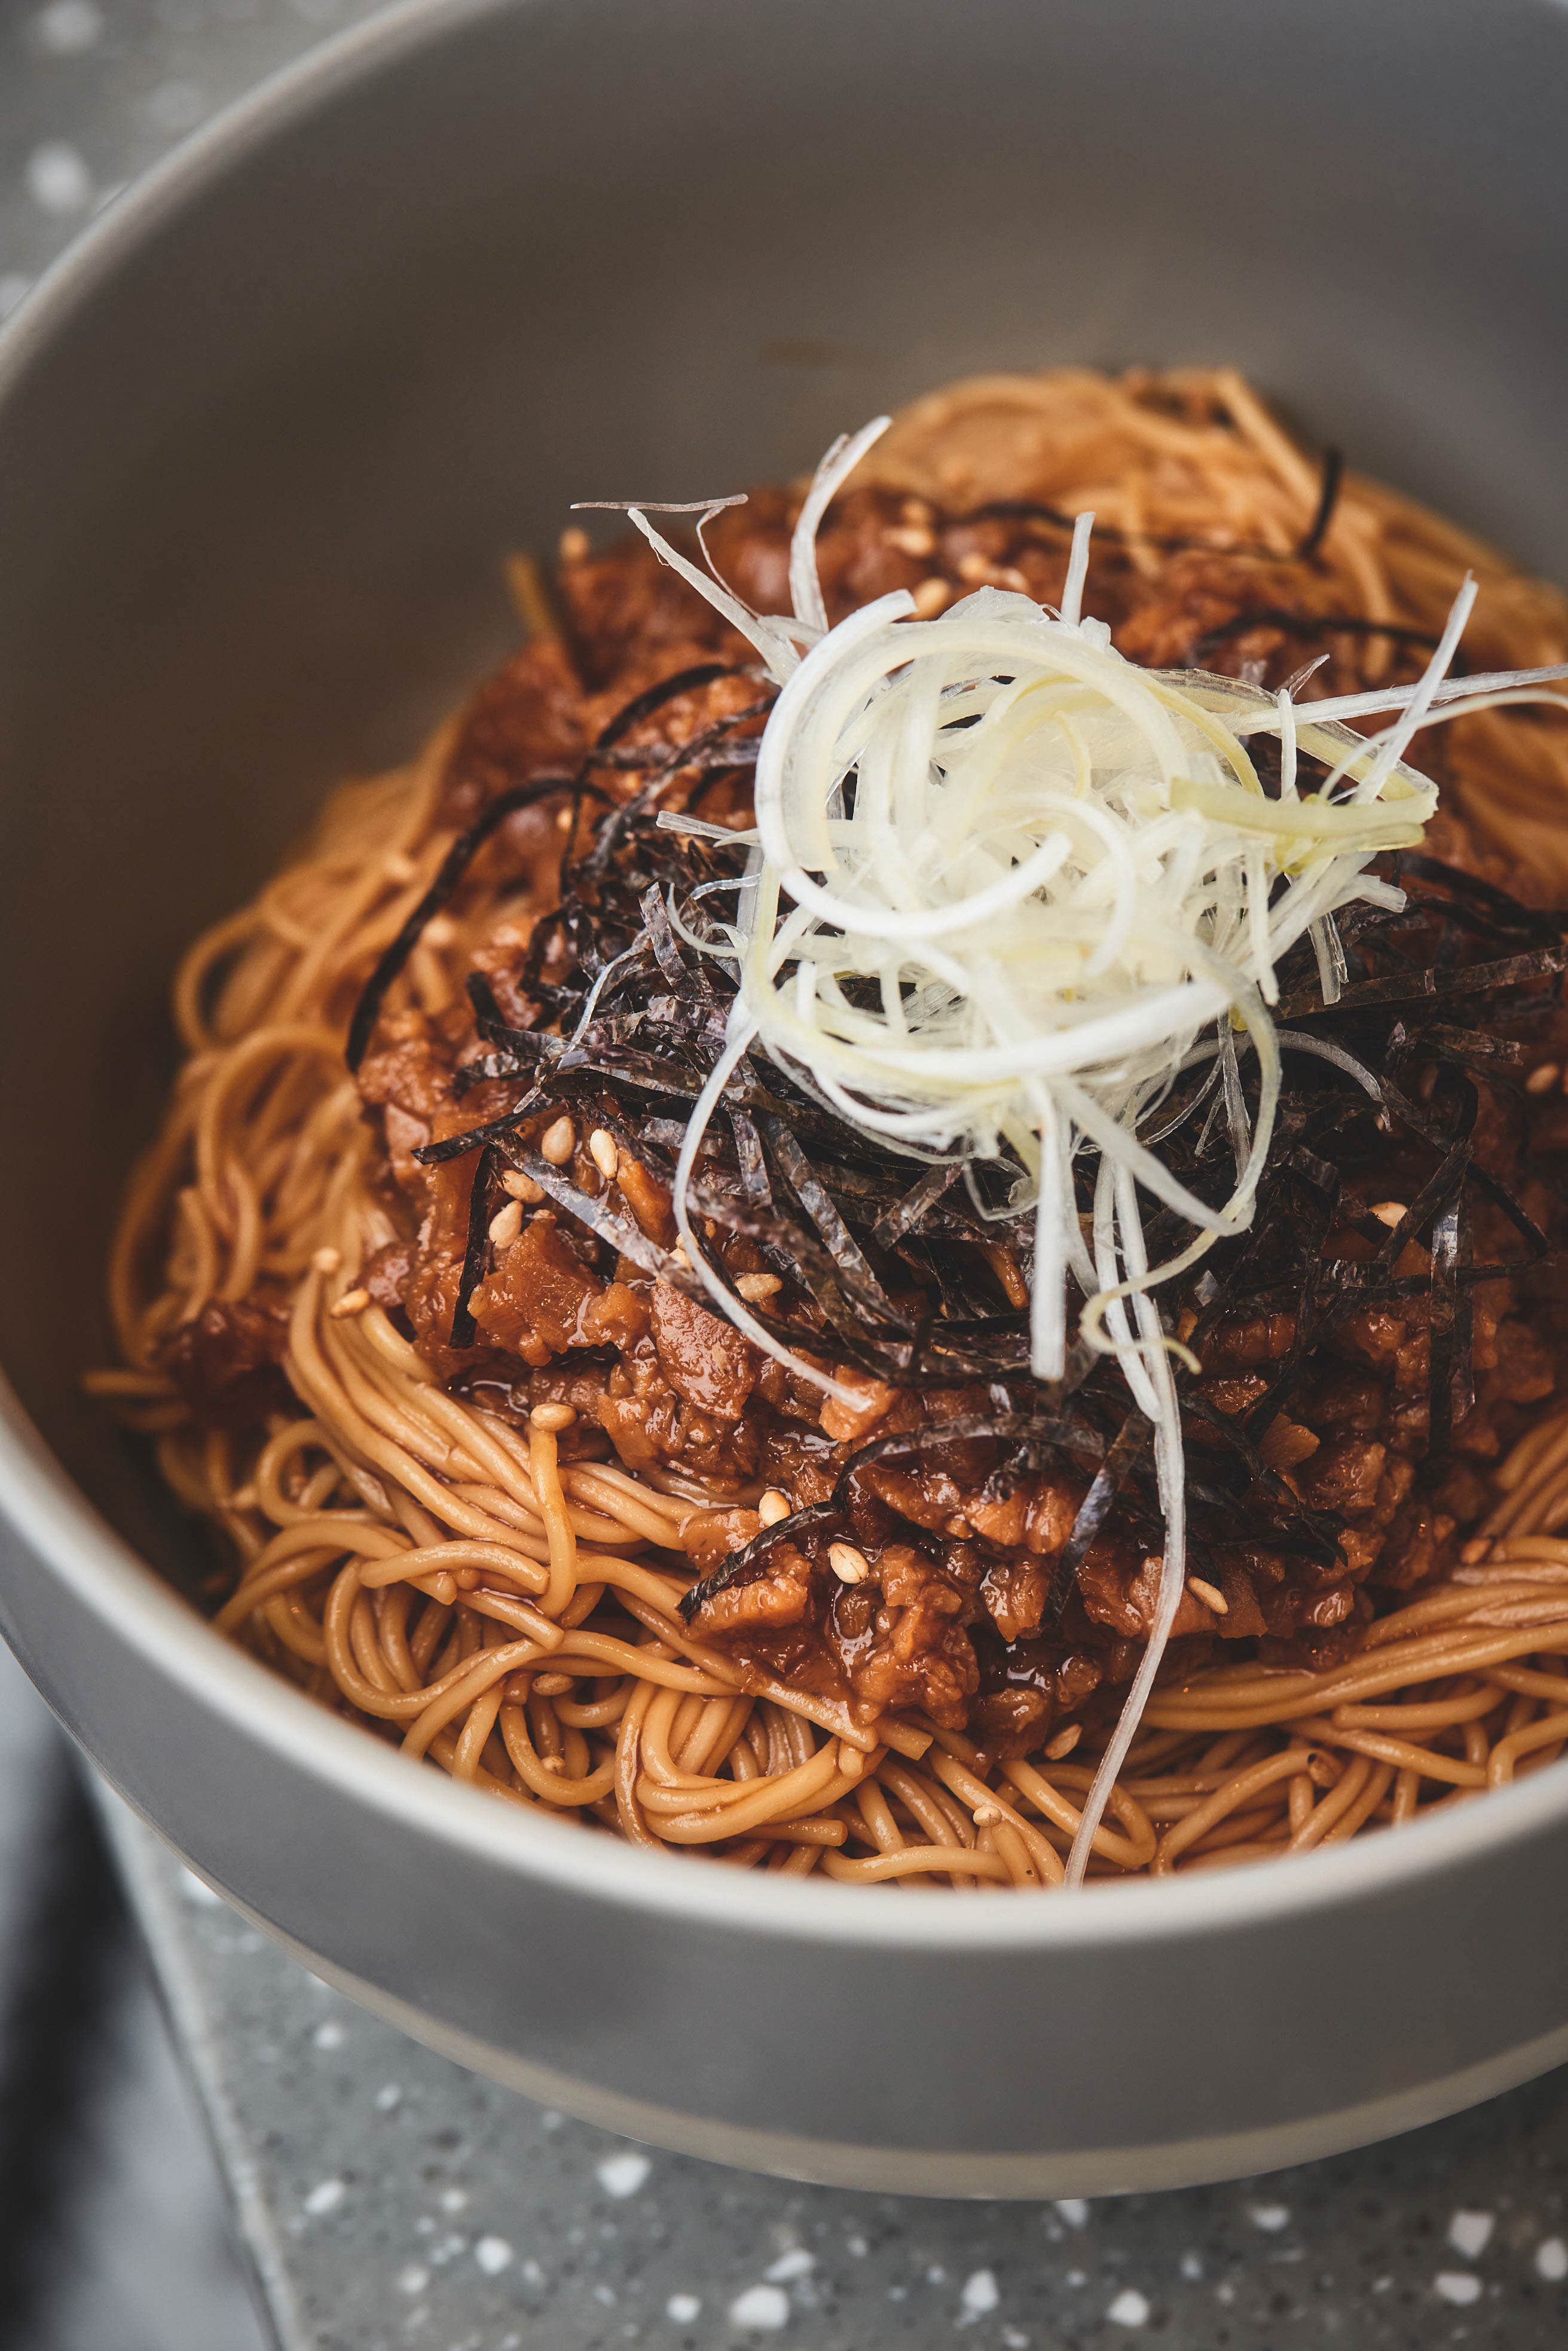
[1295,446,1344,561]
[346,773,586,1071]
[1187,607,1442,668]
[450,1143,503,1349]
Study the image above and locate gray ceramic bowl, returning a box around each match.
[5,0,1568,2197]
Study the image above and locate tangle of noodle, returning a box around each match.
[88,366,1568,1887]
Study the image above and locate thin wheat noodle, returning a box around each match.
[96,363,1568,1887]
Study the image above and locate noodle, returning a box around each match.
[89,366,1568,1887]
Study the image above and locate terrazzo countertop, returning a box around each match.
[12,7,1568,2347]
[100,1792,1568,2351]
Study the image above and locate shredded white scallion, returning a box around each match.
[607,420,1568,1887]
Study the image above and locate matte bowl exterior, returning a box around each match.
[4,0,1568,2194]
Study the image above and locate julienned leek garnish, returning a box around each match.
[583,420,1568,1885]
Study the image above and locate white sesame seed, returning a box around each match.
[530,1402,577,1433]
[1526,1062,1561,1094]
[757,1490,790,1527]
[1187,1576,1228,1614]
[735,1271,783,1303]
[540,1116,576,1164]
[885,524,936,559]
[423,914,457,948]
[559,527,591,563]
[972,1803,1004,1827]
[311,1246,342,1275]
[328,1288,371,1320]
[502,1170,545,1203]
[828,1542,870,1585]
[911,576,952,619]
[589,1129,619,1181]
[488,1199,524,1248]
[1044,1725,1082,1759]
[957,551,993,584]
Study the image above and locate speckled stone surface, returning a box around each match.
[99,1793,1568,2350]
[14,5,1568,2345]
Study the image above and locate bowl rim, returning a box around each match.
[2,0,1567,1956]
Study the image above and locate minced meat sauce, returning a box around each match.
[170,479,1568,1756]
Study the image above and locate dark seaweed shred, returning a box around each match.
[1295,445,1344,561]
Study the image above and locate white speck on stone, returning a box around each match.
[181,1867,222,1906]
[475,2237,512,2276]
[439,2188,469,2214]
[765,2249,815,2283]
[26,140,94,215]
[1054,2197,1090,2227]
[396,2265,430,2295]
[1448,2211,1494,2260]
[1435,2273,1483,2307]
[1536,2236,1568,2281]
[666,2294,701,2325]
[1002,2332,1029,2350]
[540,2110,563,2132]
[959,2269,1000,2321]
[312,2020,345,2050]
[1107,2288,1151,2327]
[926,2265,947,2285]
[729,2283,790,2331]
[1065,2269,1087,2288]
[596,2151,651,2199]
[35,0,102,53]
[593,2284,617,2306]
[1180,2252,1203,2280]
[521,2259,546,2288]
[846,2235,869,2257]
[375,2083,402,2111]
[304,2179,344,2217]
[0,274,30,320]
[1249,2203,1290,2233]
[1215,2282,1236,2305]
[144,80,204,133]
